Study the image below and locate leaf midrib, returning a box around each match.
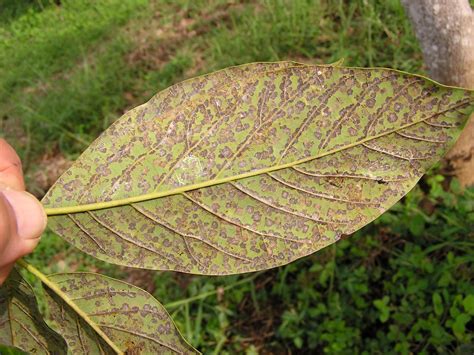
[43,98,472,216]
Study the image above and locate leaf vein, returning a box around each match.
[213,74,317,179]
[267,172,380,206]
[395,131,446,143]
[320,72,394,150]
[96,324,183,354]
[291,166,411,182]
[67,214,107,253]
[364,78,424,136]
[182,192,311,244]
[131,204,252,263]
[87,211,176,265]
[362,142,431,161]
[230,181,351,225]
[12,319,49,352]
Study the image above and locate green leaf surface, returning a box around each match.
[452,313,471,339]
[373,296,390,323]
[0,269,67,354]
[42,272,197,354]
[433,292,444,317]
[42,62,474,274]
[0,344,27,355]
[463,294,474,316]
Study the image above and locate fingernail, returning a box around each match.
[1,189,47,239]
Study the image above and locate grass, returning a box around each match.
[0,0,423,166]
[1,0,473,353]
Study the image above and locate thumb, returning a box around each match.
[1,188,47,252]
[0,188,46,280]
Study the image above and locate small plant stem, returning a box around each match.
[328,244,337,297]
[16,259,124,355]
[165,272,264,309]
[212,335,227,355]
[250,280,260,314]
[184,302,192,344]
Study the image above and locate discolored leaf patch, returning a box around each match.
[42,62,474,274]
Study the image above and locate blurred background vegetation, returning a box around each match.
[1,0,473,353]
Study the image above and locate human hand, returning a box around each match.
[0,139,46,284]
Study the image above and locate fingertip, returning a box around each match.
[20,236,41,257]
[1,189,47,240]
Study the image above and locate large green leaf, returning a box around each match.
[42,62,474,274]
[0,269,67,354]
[41,272,196,354]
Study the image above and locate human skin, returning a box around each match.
[0,139,46,284]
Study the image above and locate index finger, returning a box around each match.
[0,139,25,191]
